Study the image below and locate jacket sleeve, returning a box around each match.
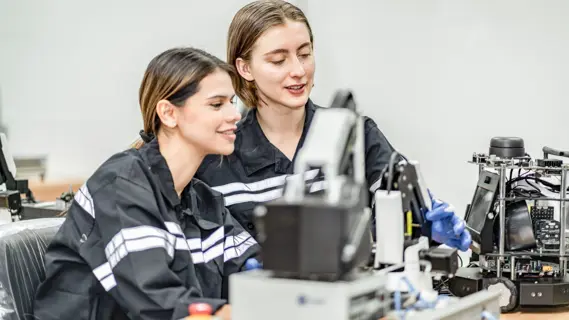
[363,117,407,241]
[81,176,226,320]
[363,116,405,194]
[221,207,261,275]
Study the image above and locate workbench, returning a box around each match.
[501,307,569,319]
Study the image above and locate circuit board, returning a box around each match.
[484,258,559,277]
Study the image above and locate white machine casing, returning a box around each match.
[230,270,389,320]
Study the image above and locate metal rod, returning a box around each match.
[497,164,507,278]
[504,197,569,202]
[560,167,568,274]
[510,256,516,281]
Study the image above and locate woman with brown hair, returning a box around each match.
[33,47,257,320]
[197,0,471,252]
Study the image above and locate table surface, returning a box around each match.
[28,180,83,202]
[502,307,569,319]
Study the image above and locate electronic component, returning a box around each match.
[534,220,561,251]
[418,247,459,275]
[537,159,563,168]
[531,206,555,223]
[465,170,500,254]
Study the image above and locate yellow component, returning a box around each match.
[543,265,553,272]
[405,211,413,236]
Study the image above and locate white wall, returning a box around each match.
[303,0,569,215]
[1,0,568,215]
[0,0,261,180]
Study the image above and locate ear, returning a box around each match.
[156,100,177,129]
[235,57,254,82]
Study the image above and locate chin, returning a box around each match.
[282,96,309,109]
[215,145,235,156]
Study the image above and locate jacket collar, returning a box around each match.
[236,99,318,176]
[138,138,189,210]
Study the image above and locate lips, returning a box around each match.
[285,83,306,95]
[285,84,305,90]
[218,127,237,142]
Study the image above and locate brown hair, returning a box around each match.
[227,0,314,109]
[132,47,235,149]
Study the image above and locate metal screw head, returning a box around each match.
[531,292,536,297]
[538,292,542,297]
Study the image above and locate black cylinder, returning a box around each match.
[489,137,525,158]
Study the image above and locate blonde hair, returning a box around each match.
[227,0,313,109]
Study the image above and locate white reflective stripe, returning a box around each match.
[93,262,112,280]
[204,242,224,262]
[187,238,201,251]
[224,231,250,249]
[74,184,95,218]
[164,221,184,237]
[224,237,257,262]
[100,274,117,291]
[201,227,224,251]
[105,226,177,269]
[213,169,320,195]
[224,188,283,206]
[175,238,190,250]
[191,242,225,264]
[105,226,172,258]
[92,262,117,292]
[191,252,204,264]
[369,177,382,194]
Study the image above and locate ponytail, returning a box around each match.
[131,130,155,149]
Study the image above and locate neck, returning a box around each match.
[256,102,306,137]
[157,133,205,197]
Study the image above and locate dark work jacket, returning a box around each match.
[196,99,400,239]
[33,139,259,320]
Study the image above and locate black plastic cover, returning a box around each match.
[0,218,64,320]
[489,137,525,158]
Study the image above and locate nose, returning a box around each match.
[227,103,242,123]
[289,56,306,78]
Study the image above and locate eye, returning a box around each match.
[230,96,237,104]
[210,102,223,109]
[271,60,285,65]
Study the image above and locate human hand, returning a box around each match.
[426,192,472,251]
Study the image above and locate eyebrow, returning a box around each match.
[263,42,311,56]
[206,94,235,100]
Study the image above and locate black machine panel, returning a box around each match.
[465,170,500,254]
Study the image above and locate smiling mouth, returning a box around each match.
[286,84,306,90]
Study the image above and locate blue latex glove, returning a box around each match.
[425,192,472,251]
[244,258,263,270]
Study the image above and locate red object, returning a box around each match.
[188,303,213,315]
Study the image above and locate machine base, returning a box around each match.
[229,270,389,320]
[449,267,569,311]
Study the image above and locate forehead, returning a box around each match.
[254,20,311,53]
[195,69,234,97]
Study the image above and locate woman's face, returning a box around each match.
[175,69,241,156]
[237,20,315,110]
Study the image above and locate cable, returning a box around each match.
[386,151,400,193]
[458,254,463,267]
